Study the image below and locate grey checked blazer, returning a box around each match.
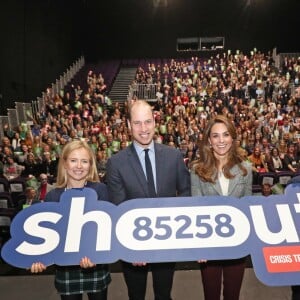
[191,161,252,198]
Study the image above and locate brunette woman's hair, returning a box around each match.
[193,115,248,183]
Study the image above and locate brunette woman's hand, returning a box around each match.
[30,262,47,273]
[132,262,147,266]
[197,259,207,263]
[80,256,96,269]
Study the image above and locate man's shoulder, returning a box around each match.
[155,143,178,153]
[154,143,178,152]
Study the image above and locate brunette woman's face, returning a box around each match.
[208,123,233,158]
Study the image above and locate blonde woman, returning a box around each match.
[31,140,111,300]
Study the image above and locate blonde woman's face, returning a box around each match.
[64,148,91,185]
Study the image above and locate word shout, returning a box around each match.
[2,184,300,286]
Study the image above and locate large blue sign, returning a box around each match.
[2,184,300,287]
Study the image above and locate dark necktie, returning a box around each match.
[144,149,156,197]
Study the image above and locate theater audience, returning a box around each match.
[36,173,55,201]
[21,152,42,178]
[39,151,58,182]
[0,49,299,202]
[17,186,39,211]
[266,147,284,172]
[3,156,25,180]
[261,183,273,196]
[283,143,300,173]
[248,146,268,184]
[0,50,299,300]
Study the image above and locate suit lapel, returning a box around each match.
[127,144,149,195]
[154,144,163,195]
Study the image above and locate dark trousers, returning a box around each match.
[200,258,246,300]
[122,261,175,300]
[60,289,107,300]
[292,285,300,300]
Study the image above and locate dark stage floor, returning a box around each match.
[0,261,292,300]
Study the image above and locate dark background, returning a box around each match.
[0,0,299,114]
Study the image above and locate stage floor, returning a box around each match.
[0,266,291,300]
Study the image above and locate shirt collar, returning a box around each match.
[133,141,155,156]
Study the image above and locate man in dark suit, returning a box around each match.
[106,100,191,300]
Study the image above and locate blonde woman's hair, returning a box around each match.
[55,140,99,188]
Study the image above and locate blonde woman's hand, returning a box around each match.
[80,256,96,269]
[30,262,47,273]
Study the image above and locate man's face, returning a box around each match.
[262,185,272,196]
[40,175,48,184]
[129,104,155,148]
[262,139,268,147]
[27,189,37,199]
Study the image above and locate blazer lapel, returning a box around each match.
[227,165,240,196]
[207,169,223,195]
[214,180,223,195]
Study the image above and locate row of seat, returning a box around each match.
[0,177,27,209]
[0,207,17,254]
[256,171,299,186]
[0,177,28,253]
[252,171,300,194]
[1,171,298,206]
[1,170,299,208]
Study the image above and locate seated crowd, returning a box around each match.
[0,49,300,208]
